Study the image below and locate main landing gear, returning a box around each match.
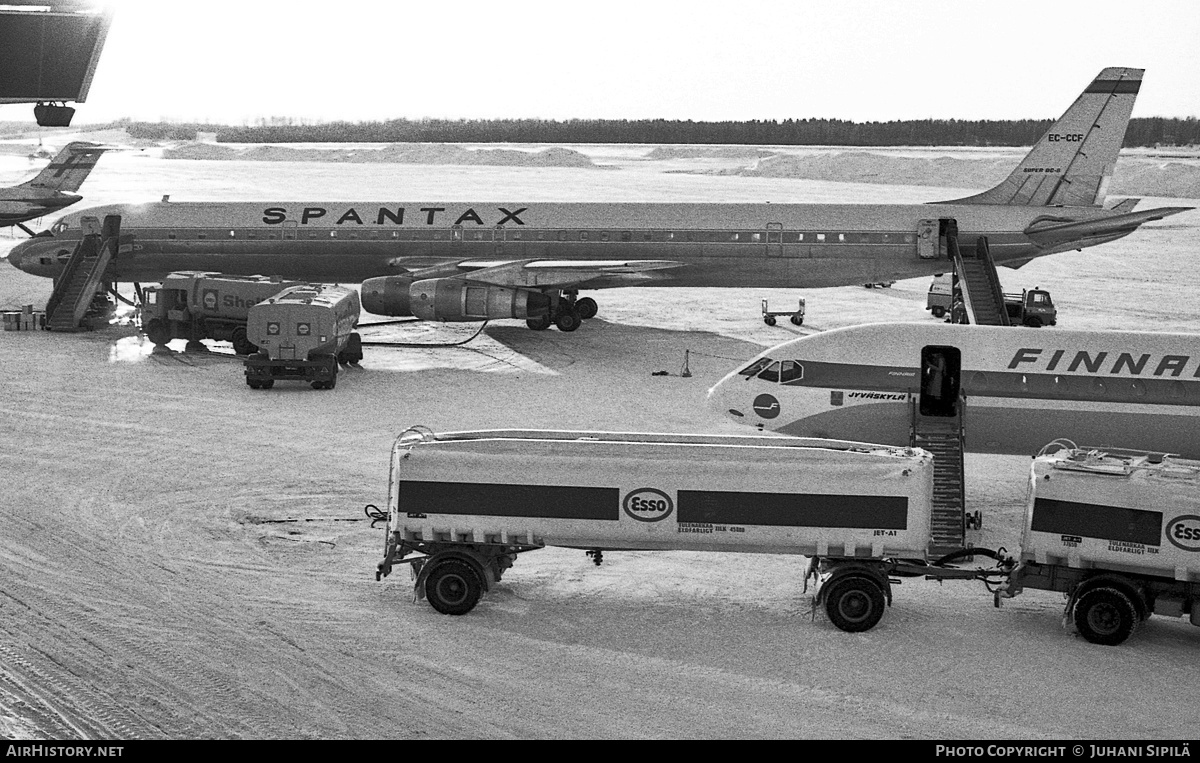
[526,292,598,332]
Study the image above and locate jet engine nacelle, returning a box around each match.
[360,275,414,316]
[409,278,551,322]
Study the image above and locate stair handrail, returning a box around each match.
[44,234,97,321]
[973,236,1011,326]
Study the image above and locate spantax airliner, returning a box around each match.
[707,322,1200,458]
[6,68,1189,333]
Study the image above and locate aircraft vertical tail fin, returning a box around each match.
[940,67,1142,207]
[21,142,110,193]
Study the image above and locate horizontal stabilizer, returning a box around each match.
[1025,206,1192,245]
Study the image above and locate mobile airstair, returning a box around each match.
[910,340,971,556]
[941,220,1009,327]
[44,215,120,332]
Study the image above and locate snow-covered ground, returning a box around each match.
[0,141,1197,739]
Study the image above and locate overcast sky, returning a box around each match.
[3,0,1198,125]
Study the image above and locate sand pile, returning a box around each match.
[1110,161,1200,198]
[644,146,777,160]
[711,151,1200,199]
[162,142,598,168]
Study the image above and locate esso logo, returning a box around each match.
[202,290,218,310]
[623,488,673,522]
[1165,515,1200,552]
[753,393,780,419]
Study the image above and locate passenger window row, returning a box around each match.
[141,228,918,244]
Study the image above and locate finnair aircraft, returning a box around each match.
[0,142,110,235]
[6,68,1189,333]
[707,323,1200,458]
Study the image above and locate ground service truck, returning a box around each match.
[141,271,303,354]
[375,427,947,630]
[244,283,363,390]
[998,446,1200,645]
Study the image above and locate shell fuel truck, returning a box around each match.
[374,429,1200,644]
[141,271,304,354]
[244,283,363,390]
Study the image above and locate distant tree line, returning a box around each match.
[122,116,1200,147]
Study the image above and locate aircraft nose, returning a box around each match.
[6,239,50,276]
[706,379,747,421]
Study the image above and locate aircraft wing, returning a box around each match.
[1025,206,1193,247]
[442,259,686,290]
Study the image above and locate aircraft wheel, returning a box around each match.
[526,315,552,331]
[1073,587,1138,646]
[576,297,598,320]
[824,575,886,633]
[790,314,804,326]
[425,560,483,616]
[764,315,777,326]
[144,319,170,345]
[555,309,582,332]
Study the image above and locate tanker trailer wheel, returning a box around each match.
[824,575,886,633]
[576,297,598,320]
[231,327,257,355]
[1073,587,1138,646]
[144,319,170,345]
[425,560,483,615]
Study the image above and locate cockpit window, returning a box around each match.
[738,357,773,377]
[757,361,782,382]
[50,221,68,235]
[779,360,803,383]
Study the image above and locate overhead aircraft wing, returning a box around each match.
[1024,206,1192,247]
[439,259,686,290]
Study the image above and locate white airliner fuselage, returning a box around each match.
[707,323,1200,458]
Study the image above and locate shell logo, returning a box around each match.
[202,289,218,310]
[1165,515,1200,552]
[622,488,673,522]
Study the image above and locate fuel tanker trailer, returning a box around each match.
[244,283,363,390]
[998,445,1200,645]
[141,271,304,354]
[374,427,938,630]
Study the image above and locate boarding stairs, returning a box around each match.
[945,225,1010,327]
[911,400,967,557]
[44,215,120,332]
